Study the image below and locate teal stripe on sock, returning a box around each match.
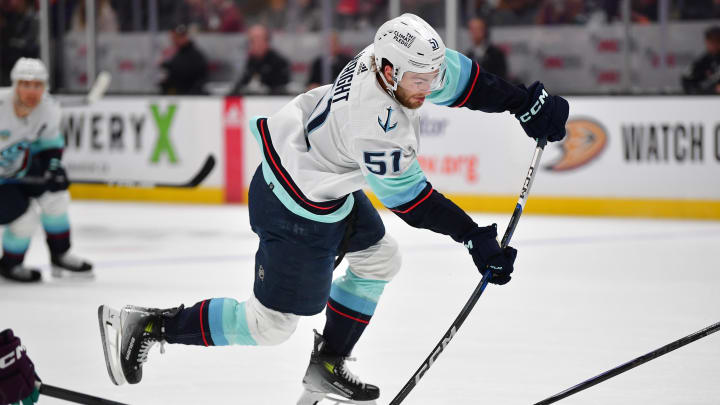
[330,268,388,316]
[208,299,229,346]
[2,229,30,255]
[220,299,257,346]
[42,213,69,234]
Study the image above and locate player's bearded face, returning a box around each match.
[15,80,45,109]
[395,71,438,109]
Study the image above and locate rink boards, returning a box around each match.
[60,95,720,220]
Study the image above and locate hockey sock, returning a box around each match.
[1,229,30,268]
[164,298,257,346]
[42,213,70,257]
[322,268,388,356]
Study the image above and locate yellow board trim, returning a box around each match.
[99,186,720,220]
[365,192,720,221]
[69,184,224,204]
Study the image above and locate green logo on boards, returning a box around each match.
[150,104,178,164]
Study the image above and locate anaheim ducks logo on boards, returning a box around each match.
[547,118,607,171]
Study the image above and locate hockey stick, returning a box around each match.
[389,136,548,405]
[59,71,112,107]
[17,154,215,188]
[38,382,128,405]
[533,320,720,405]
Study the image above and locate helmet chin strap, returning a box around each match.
[377,71,399,101]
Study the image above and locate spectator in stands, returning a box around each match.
[631,0,658,23]
[289,0,322,32]
[677,0,720,20]
[306,31,353,90]
[0,0,39,86]
[492,0,539,26]
[465,16,508,80]
[70,0,119,33]
[231,24,291,95]
[682,25,720,94]
[158,24,209,95]
[206,0,244,33]
[535,0,586,25]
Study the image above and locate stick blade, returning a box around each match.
[87,71,112,104]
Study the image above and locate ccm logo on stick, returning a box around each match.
[520,89,549,123]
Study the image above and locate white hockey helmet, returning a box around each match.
[11,58,49,84]
[373,13,446,92]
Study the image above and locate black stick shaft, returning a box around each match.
[15,155,215,188]
[389,137,547,405]
[534,321,720,405]
[39,383,129,405]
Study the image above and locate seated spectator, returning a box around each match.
[70,0,119,33]
[535,0,585,25]
[682,25,720,94]
[492,0,539,26]
[465,16,508,80]
[159,24,209,94]
[631,0,658,23]
[206,0,243,32]
[677,0,720,20]
[306,31,353,90]
[0,0,39,86]
[231,24,291,95]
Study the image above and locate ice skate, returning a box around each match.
[51,252,94,279]
[297,330,379,405]
[97,304,181,385]
[0,262,42,283]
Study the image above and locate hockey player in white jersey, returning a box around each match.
[98,14,568,404]
[0,58,93,282]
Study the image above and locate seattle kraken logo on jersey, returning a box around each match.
[378,106,398,133]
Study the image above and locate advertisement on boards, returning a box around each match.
[61,97,224,189]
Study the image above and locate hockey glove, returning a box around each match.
[44,158,69,192]
[463,224,517,285]
[0,329,39,405]
[514,81,569,143]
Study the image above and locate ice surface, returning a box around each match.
[2,201,719,404]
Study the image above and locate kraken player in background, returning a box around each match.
[99,14,568,404]
[0,58,93,282]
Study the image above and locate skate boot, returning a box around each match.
[97,304,181,385]
[51,252,94,279]
[0,262,41,283]
[297,330,379,405]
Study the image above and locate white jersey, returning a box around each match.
[0,88,64,181]
[250,44,478,222]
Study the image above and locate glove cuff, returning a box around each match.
[462,224,498,251]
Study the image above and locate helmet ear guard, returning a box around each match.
[373,13,447,93]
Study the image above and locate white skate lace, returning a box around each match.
[137,339,165,363]
[339,357,362,386]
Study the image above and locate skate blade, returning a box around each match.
[52,266,95,280]
[98,305,126,385]
[297,389,377,405]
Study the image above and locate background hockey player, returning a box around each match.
[0,58,93,282]
[98,14,568,404]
